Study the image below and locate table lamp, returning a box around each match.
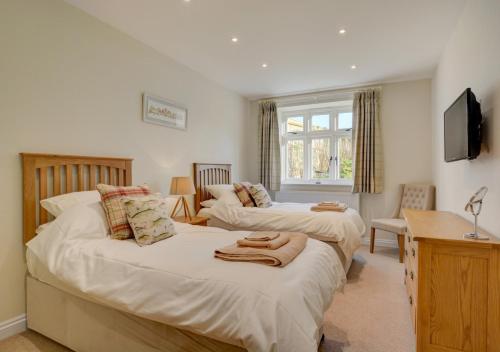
[170,176,196,221]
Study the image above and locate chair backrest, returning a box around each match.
[395,184,435,219]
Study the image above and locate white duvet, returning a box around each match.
[26,204,346,352]
[206,202,366,258]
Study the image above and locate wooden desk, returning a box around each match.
[403,209,500,352]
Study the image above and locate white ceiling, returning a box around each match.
[65,0,466,99]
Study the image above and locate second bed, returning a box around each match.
[193,163,366,271]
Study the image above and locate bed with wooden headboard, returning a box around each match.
[193,162,232,213]
[21,153,132,243]
[21,153,244,352]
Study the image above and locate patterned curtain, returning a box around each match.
[258,101,281,191]
[352,90,384,194]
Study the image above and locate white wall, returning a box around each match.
[248,79,433,242]
[431,0,500,237]
[0,0,249,324]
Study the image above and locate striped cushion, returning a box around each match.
[97,184,151,240]
[249,184,273,208]
[233,182,255,207]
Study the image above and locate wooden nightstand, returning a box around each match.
[173,216,208,226]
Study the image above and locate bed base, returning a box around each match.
[27,276,244,352]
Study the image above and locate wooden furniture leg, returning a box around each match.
[397,234,404,263]
[370,227,375,253]
[182,196,192,221]
[170,197,182,218]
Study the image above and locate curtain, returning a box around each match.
[352,90,384,194]
[258,101,281,191]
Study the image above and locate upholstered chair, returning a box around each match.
[370,184,435,263]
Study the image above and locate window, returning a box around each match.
[279,101,353,185]
[286,116,304,133]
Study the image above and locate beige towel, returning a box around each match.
[311,203,347,212]
[214,233,308,267]
[318,201,339,206]
[237,233,290,249]
[244,232,280,241]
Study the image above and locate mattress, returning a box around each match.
[26,204,346,352]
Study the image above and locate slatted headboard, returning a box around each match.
[193,163,232,213]
[21,153,133,243]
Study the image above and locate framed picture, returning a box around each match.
[142,93,187,130]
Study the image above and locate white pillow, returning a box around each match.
[40,190,101,217]
[200,199,217,208]
[205,184,235,199]
[217,191,243,207]
[35,222,52,234]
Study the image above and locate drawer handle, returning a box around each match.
[407,236,411,243]
[410,271,414,280]
[405,268,408,276]
[409,295,413,305]
[412,248,416,257]
[405,249,408,257]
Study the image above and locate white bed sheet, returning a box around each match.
[200,202,365,260]
[26,205,346,352]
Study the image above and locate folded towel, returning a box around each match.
[310,203,347,212]
[318,201,339,206]
[244,231,280,241]
[237,233,290,249]
[214,232,308,267]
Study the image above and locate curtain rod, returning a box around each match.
[257,85,382,104]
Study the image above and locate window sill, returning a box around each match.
[281,180,353,186]
[280,182,352,192]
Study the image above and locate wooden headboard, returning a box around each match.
[21,153,133,243]
[193,163,232,213]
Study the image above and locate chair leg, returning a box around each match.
[397,234,405,263]
[370,227,376,253]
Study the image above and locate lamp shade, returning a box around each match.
[170,176,196,195]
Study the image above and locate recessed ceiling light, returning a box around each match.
[183,0,191,2]
[231,37,238,43]
[261,63,268,68]
[339,28,347,35]
[350,64,357,70]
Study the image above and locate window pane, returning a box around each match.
[286,116,304,133]
[338,112,353,130]
[311,114,330,131]
[338,136,353,179]
[287,140,304,179]
[311,138,330,179]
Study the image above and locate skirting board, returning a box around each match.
[0,314,27,341]
[361,237,398,248]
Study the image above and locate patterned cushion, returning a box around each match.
[249,184,273,208]
[97,184,151,240]
[123,195,176,246]
[233,182,255,207]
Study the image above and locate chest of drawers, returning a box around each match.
[403,209,500,352]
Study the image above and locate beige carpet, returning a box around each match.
[0,246,414,352]
[320,245,415,352]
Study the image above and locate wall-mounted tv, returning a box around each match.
[444,88,482,162]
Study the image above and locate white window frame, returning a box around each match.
[280,102,353,186]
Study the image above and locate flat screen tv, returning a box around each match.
[444,88,482,162]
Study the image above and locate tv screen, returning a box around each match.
[444,88,482,162]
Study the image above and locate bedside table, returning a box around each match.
[173,216,208,226]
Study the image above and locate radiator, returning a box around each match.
[275,191,360,211]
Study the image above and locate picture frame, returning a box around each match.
[142,93,188,130]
